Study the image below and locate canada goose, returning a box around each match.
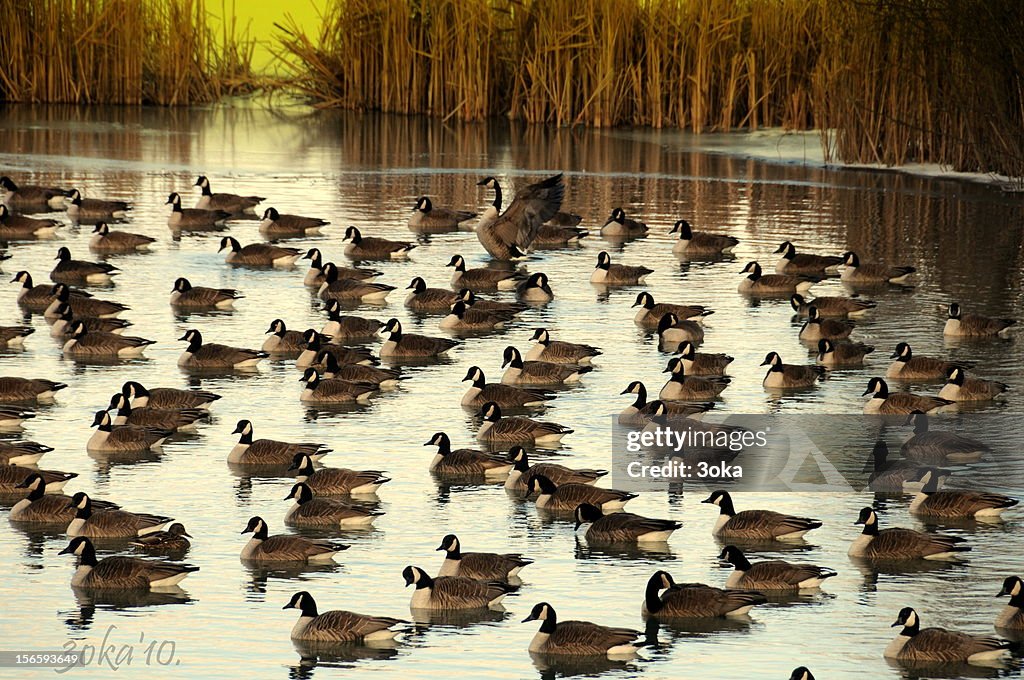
[867,440,932,492]
[406,276,458,312]
[944,303,1017,337]
[907,468,1018,518]
[0,204,62,239]
[50,303,132,338]
[476,176,578,236]
[0,464,76,495]
[299,368,376,404]
[320,301,383,341]
[122,381,221,411]
[462,366,554,408]
[170,277,241,309]
[283,482,383,527]
[258,207,328,236]
[423,432,513,476]
[65,188,130,221]
[10,474,116,523]
[525,328,601,364]
[862,378,952,414]
[219,236,300,268]
[318,262,395,303]
[574,503,678,542]
[675,342,733,376]
[760,351,825,389]
[440,300,514,330]
[316,351,400,388]
[885,607,1010,664]
[632,291,712,327]
[0,325,33,348]
[0,440,54,466]
[193,175,264,213]
[522,602,644,657]
[996,576,1024,630]
[0,405,34,430]
[89,222,155,252]
[669,218,738,254]
[380,318,458,358]
[476,174,564,259]
[817,339,874,366]
[108,394,204,431]
[446,254,524,291]
[840,251,915,285]
[535,223,588,247]
[702,490,822,540]
[618,380,713,425]
[790,293,876,318]
[262,319,306,355]
[501,345,591,385]
[643,570,765,618]
[516,272,554,302]
[88,411,172,452]
[290,453,390,495]
[409,196,475,232]
[901,413,988,464]
[799,307,854,342]
[436,534,532,581]
[51,246,119,284]
[886,342,967,380]
[296,329,376,368]
[45,282,128,319]
[939,367,1009,402]
[302,248,382,286]
[850,507,969,559]
[0,376,67,403]
[718,545,836,590]
[11,271,91,312]
[478,402,572,444]
[228,419,330,466]
[66,492,173,538]
[343,226,415,260]
[590,251,652,285]
[600,207,648,238]
[660,358,730,400]
[527,475,635,512]
[457,289,527,317]
[165,192,230,229]
[284,591,403,642]
[177,329,267,370]
[131,523,192,552]
[404,565,511,609]
[0,176,67,211]
[739,262,816,295]
[773,241,843,275]
[62,321,154,358]
[59,536,199,589]
[505,447,607,492]
[242,517,348,562]
[657,312,705,346]
[789,667,815,680]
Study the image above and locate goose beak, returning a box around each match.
[854,518,865,525]
[619,388,631,395]
[759,359,770,366]
[181,530,193,538]
[475,179,487,186]
[860,388,872,396]
[58,545,74,555]
[283,493,293,501]
[177,333,189,341]
[286,461,299,471]
[435,544,445,551]
[997,588,1009,597]
[521,614,537,623]
[282,603,293,610]
[891,621,901,627]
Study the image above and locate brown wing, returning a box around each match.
[869,528,964,558]
[304,610,402,642]
[590,512,677,541]
[259,535,339,560]
[431,576,505,607]
[484,174,564,252]
[551,484,629,510]
[658,584,763,617]
[548,621,639,654]
[903,629,1008,662]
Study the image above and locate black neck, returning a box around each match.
[716,495,736,516]
[644,577,665,613]
[862,519,879,536]
[491,183,502,210]
[538,612,557,633]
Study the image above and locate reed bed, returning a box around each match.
[0,0,255,105]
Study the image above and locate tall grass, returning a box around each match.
[0,0,256,105]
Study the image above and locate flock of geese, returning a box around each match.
[1,170,1022,679]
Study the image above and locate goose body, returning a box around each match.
[296,330,376,368]
[535,223,588,246]
[66,492,173,538]
[574,503,678,542]
[405,276,458,312]
[404,565,511,609]
[944,303,1017,337]
[0,405,34,430]
[501,346,591,385]
[50,304,132,338]
[408,196,475,232]
[193,176,264,213]
[262,319,307,355]
[762,351,825,389]
[446,254,524,291]
[719,545,836,590]
[702,490,822,540]
[0,176,67,211]
[283,483,383,527]
[317,352,400,389]
[527,475,635,513]
[849,507,970,559]
[590,251,652,285]
[816,339,875,366]
[525,328,600,364]
[131,523,192,552]
[867,441,933,492]
[642,570,765,618]
[522,602,644,657]
[0,464,76,495]
[317,264,396,303]
[862,378,952,414]
[790,293,876,318]
[505,447,606,492]
[436,534,532,581]
[170,277,241,309]
[600,208,648,238]
[11,271,91,312]
[938,367,1009,402]
[380,318,458,358]
[320,301,384,341]
[290,454,390,495]
[62,322,154,358]
[65,189,130,220]
[657,312,705,346]
[11,476,108,523]
[178,329,267,370]
[109,394,204,431]
[228,419,330,466]
[45,283,127,319]
[302,248,381,286]
[516,273,554,302]
[660,358,730,400]
[219,236,300,267]
[165,192,230,229]
[462,366,554,408]
[122,381,221,411]
[0,325,34,348]
[439,300,514,330]
[798,306,854,342]
[739,262,816,295]
[87,411,172,452]
[51,246,118,284]
[618,381,713,425]
[475,174,564,259]
[60,537,198,589]
[258,207,327,236]
[284,591,403,642]
[424,432,513,477]
[477,402,572,444]
[886,607,1010,664]
[673,341,733,376]
[0,376,67,403]
[887,342,968,380]
[840,251,915,284]
[900,414,989,464]
[0,205,62,238]
[89,222,155,252]
[0,440,54,466]
[241,517,348,563]
[632,291,712,327]
[669,219,737,254]
[774,241,843,274]
[343,226,415,259]
[908,469,1018,518]
[459,287,529,314]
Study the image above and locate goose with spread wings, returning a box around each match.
[476,174,565,259]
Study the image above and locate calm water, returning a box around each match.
[1,105,1023,680]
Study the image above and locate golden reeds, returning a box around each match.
[0,0,256,105]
